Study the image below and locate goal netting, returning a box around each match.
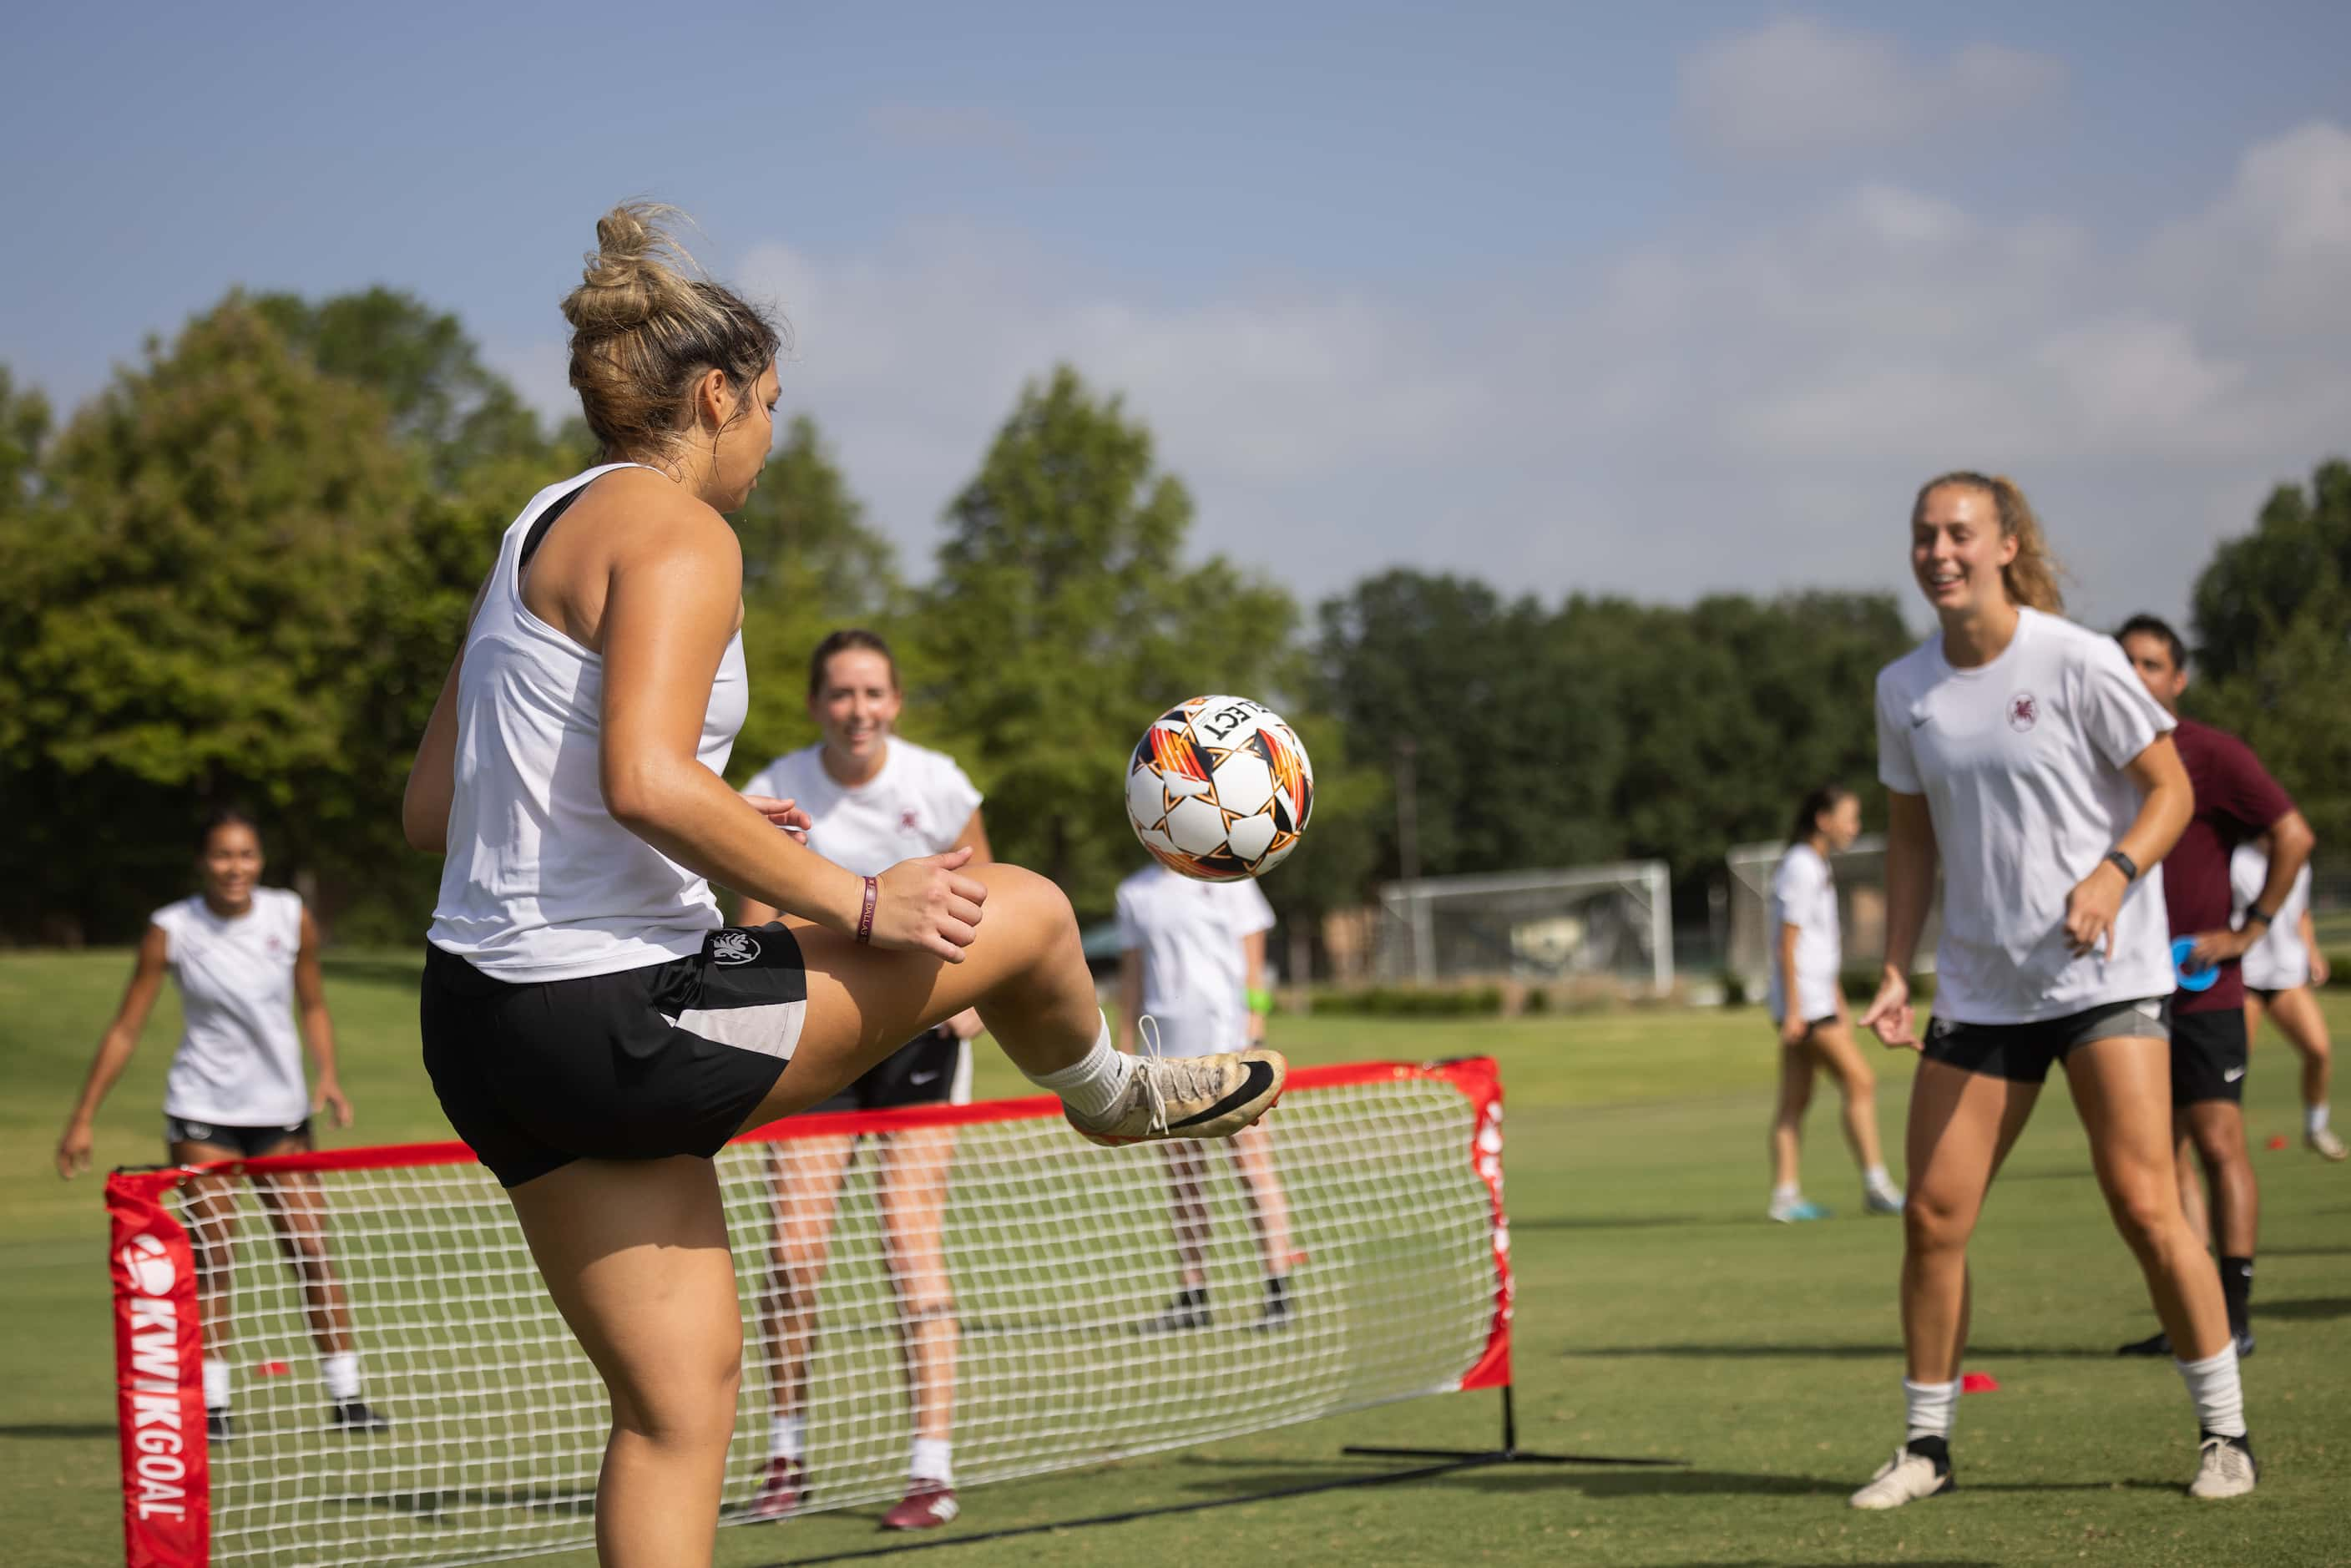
[1724,834,1940,1000]
[106,1059,1510,1568]
[1373,862,1672,994]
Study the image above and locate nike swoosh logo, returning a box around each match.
[1167,1060,1279,1131]
[2224,1067,2246,1082]
[909,1070,940,1085]
[1910,712,1931,729]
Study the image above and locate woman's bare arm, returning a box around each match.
[57,926,169,1177]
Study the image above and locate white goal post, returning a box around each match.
[105,1060,1511,1568]
[1374,862,1672,994]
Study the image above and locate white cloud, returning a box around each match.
[486,121,2351,635]
[1681,17,2065,158]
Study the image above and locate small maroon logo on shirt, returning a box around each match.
[901,810,921,832]
[2008,693,2038,732]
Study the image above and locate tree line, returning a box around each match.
[2,290,2343,955]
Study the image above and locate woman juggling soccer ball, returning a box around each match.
[1763,784,1904,1223]
[1849,472,2256,1508]
[403,204,1283,1568]
[55,808,390,1439]
[736,629,988,1530]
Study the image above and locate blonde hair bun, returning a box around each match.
[561,202,701,334]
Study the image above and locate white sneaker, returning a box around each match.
[2187,1434,2257,1500]
[2308,1125,2348,1161]
[1063,1048,1286,1146]
[1848,1442,1953,1510]
[1864,1184,1906,1215]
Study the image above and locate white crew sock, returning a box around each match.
[1770,1183,1800,1205]
[1903,1377,1959,1442]
[1865,1165,1898,1193]
[2177,1345,2247,1439]
[321,1351,362,1403]
[1025,1013,1135,1122]
[2310,1104,2332,1136]
[770,1413,806,1463]
[909,1436,955,1485]
[202,1357,233,1412]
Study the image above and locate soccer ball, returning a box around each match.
[1125,695,1314,880]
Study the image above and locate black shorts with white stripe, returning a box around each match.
[812,1027,966,1114]
[420,925,805,1188]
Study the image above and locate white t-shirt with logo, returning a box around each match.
[741,739,982,879]
[1115,865,1277,1057]
[1876,607,2176,1024]
[2232,845,2313,992]
[1767,842,1843,1024]
[151,888,311,1127]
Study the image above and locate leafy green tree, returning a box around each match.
[2191,458,2351,683]
[729,416,907,774]
[917,367,1297,915]
[0,300,422,940]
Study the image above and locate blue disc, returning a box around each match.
[2172,936,2218,992]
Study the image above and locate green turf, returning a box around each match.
[3,948,2347,1566]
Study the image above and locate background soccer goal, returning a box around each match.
[1373,862,1673,994]
[105,1060,1510,1568]
[1724,834,1942,1004]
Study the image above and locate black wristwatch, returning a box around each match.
[2105,848,2140,883]
[2244,904,2275,928]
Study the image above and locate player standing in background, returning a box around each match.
[407,204,1282,1568]
[2235,839,2343,1161]
[2112,615,2318,1360]
[737,630,985,1531]
[1853,473,2254,1508]
[1764,783,1904,1223]
[1117,860,1296,1330]
[54,808,389,1439]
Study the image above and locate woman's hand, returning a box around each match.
[1858,968,1919,1051]
[869,847,988,963]
[313,1077,355,1129]
[55,1118,94,1181]
[2064,862,2128,959]
[741,795,812,844]
[1778,1011,1810,1048]
[2313,948,2333,988]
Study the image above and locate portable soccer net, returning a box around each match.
[105,1059,1510,1568]
[1373,862,1672,994]
[1724,834,1940,999]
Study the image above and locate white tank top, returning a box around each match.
[153,888,311,1126]
[427,465,750,982]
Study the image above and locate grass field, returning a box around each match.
[4,948,2348,1566]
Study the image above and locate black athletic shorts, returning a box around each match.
[1923,996,2172,1085]
[2247,985,2283,1005]
[420,925,804,1188]
[2170,1005,2249,1107]
[164,1116,310,1157]
[813,1027,965,1114]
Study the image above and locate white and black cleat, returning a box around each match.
[2187,1432,2257,1500]
[1849,1435,1954,1510]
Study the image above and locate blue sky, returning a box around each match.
[8,3,2349,633]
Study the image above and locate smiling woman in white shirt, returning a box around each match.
[54,808,387,1439]
[1764,784,1904,1224]
[1850,471,2251,1508]
[735,629,987,1533]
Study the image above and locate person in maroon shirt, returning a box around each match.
[2116,615,2318,1358]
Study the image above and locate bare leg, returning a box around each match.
[174,1161,243,1373]
[1768,1039,1815,1194]
[2065,1038,2232,1362]
[1163,1143,1211,1291]
[1900,1060,2040,1382]
[1224,1125,1293,1277]
[2175,1128,2212,1252]
[1808,1021,1886,1177]
[875,1128,958,1449]
[2182,1100,2258,1262]
[761,1137,857,1437]
[751,867,1098,1125]
[2268,986,2334,1111]
[255,1170,358,1355]
[508,1156,742,1568]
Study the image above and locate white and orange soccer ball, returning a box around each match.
[1125,695,1314,880]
